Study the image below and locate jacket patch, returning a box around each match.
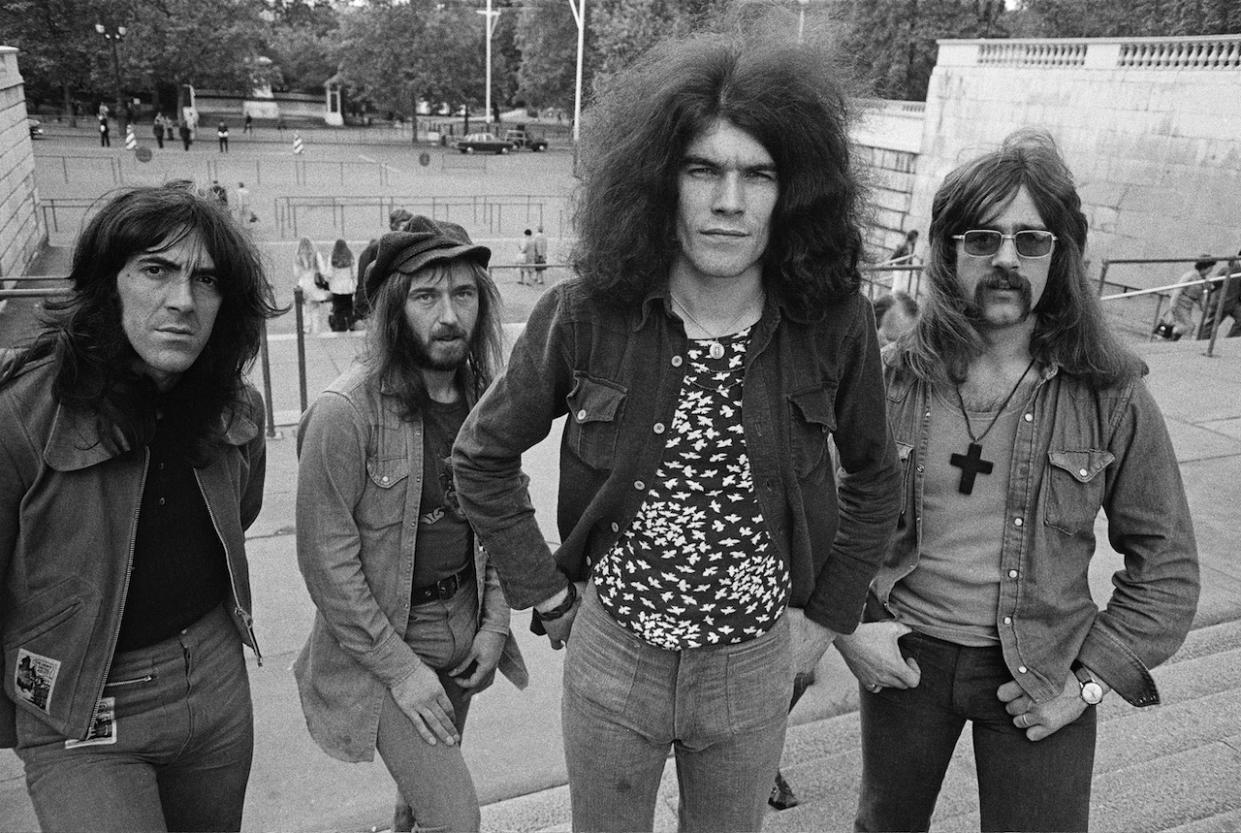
[64,696,116,748]
[15,648,60,713]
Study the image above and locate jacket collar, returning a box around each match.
[43,397,260,472]
[634,278,807,332]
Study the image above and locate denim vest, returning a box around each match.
[877,359,1199,706]
[453,279,902,634]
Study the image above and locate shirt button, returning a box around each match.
[1018,666,1028,674]
[653,423,665,434]
[610,522,619,533]
[671,355,684,367]
[1003,616,1012,624]
[1079,468,1089,477]
[577,409,588,421]
[634,480,645,491]
[1008,569,1019,578]
[381,476,390,484]
[1024,413,1033,422]
[916,465,924,473]
[1013,517,1023,527]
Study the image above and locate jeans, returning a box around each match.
[15,603,254,833]
[856,631,1097,833]
[562,582,792,832]
[376,585,480,833]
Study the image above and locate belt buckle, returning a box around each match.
[436,574,458,600]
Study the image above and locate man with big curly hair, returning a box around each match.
[453,27,901,832]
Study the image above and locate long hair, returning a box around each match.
[329,238,353,269]
[9,184,282,460]
[364,259,504,419]
[572,31,864,313]
[898,129,1144,388]
[295,237,320,272]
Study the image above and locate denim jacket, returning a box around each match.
[293,363,528,763]
[453,279,902,634]
[0,353,265,747]
[877,358,1200,706]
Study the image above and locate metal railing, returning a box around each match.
[272,194,570,240]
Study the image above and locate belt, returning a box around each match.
[410,563,474,605]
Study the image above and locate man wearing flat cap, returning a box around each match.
[293,217,527,833]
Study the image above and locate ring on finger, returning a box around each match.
[1018,713,1030,728]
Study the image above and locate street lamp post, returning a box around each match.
[94,23,128,129]
[476,0,501,131]
[568,0,586,145]
[797,0,809,42]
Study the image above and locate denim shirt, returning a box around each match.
[453,278,902,634]
[877,358,1200,706]
[293,363,527,764]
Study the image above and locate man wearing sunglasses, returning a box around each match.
[836,129,1200,832]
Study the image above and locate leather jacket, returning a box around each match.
[0,353,266,746]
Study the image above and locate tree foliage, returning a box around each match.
[514,0,583,110]
[1008,0,1241,37]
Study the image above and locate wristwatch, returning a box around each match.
[537,580,578,622]
[1073,664,1105,705]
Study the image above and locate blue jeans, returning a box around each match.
[15,603,253,833]
[376,585,480,833]
[856,631,1097,832]
[563,582,793,832]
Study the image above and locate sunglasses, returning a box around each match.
[953,229,1057,258]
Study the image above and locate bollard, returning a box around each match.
[294,285,309,414]
[258,322,279,438]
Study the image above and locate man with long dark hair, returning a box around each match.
[294,218,526,833]
[837,130,1200,832]
[452,31,901,832]
[0,183,281,831]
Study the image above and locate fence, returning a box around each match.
[272,194,571,241]
[6,258,1238,437]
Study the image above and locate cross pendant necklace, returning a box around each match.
[949,358,1036,495]
[671,291,763,360]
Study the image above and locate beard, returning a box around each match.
[966,270,1034,323]
[408,323,471,371]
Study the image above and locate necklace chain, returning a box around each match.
[954,358,1036,446]
[671,290,763,345]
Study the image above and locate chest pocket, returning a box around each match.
[1044,449,1113,536]
[789,382,837,481]
[566,374,627,470]
[358,455,411,531]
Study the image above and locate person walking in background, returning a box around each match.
[210,180,229,208]
[888,229,920,264]
[452,29,901,832]
[98,114,110,147]
[839,130,1199,833]
[243,112,253,135]
[294,219,527,833]
[516,229,534,286]
[217,121,230,153]
[532,225,548,285]
[295,237,330,335]
[327,239,357,332]
[1200,247,1241,340]
[1157,257,1214,340]
[234,182,255,225]
[152,114,165,149]
[0,183,281,832]
[179,120,193,151]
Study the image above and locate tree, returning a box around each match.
[1008,0,1241,36]
[514,0,582,111]
[266,19,340,93]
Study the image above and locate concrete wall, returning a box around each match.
[0,46,44,295]
[854,99,925,259]
[905,35,1241,289]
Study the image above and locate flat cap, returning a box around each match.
[363,216,490,304]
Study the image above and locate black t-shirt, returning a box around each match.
[116,415,229,652]
[411,398,473,589]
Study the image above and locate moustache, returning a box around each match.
[431,325,468,341]
[981,271,1030,292]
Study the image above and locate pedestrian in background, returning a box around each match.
[218,121,230,153]
[243,112,253,135]
[295,237,330,335]
[98,114,110,147]
[152,114,165,149]
[327,239,357,332]
[516,229,534,286]
[179,120,193,151]
[1157,257,1214,340]
[532,225,548,285]
[0,183,280,832]
[235,182,256,225]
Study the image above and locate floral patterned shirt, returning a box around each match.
[594,328,790,650]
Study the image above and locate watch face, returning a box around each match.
[1081,681,1104,705]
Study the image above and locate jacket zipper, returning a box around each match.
[89,448,146,730]
[195,469,262,665]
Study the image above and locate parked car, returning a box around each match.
[455,132,514,154]
[503,129,548,152]
[28,118,44,139]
